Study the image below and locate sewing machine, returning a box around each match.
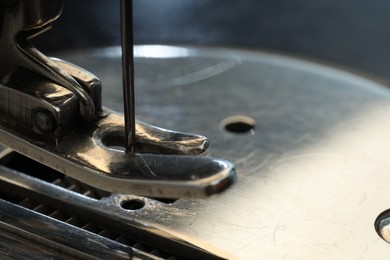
[1,1,390,259]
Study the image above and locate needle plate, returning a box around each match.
[55,45,390,259]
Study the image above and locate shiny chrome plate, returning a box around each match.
[2,45,390,259]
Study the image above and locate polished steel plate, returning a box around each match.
[24,45,390,258]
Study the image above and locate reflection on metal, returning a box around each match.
[0,1,236,198]
[376,210,390,245]
[0,110,235,197]
[1,1,390,259]
[0,150,227,259]
[52,46,390,258]
[0,0,96,121]
[96,45,194,59]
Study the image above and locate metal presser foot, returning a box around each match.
[0,0,236,198]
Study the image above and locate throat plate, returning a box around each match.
[23,45,390,258]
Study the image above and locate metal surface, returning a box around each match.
[2,2,390,258]
[44,45,390,259]
[0,150,223,259]
[0,1,236,198]
[0,111,235,197]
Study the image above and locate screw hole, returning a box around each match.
[221,116,256,134]
[120,199,145,211]
[33,109,56,133]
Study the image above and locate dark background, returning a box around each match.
[34,0,390,82]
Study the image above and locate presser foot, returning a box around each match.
[0,106,236,198]
[0,58,236,198]
[0,56,235,198]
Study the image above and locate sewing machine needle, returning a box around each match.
[120,0,136,153]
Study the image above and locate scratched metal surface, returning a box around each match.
[56,46,390,259]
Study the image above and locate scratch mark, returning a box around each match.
[358,191,367,205]
[234,151,257,167]
[163,59,242,88]
[244,154,274,175]
[235,238,261,253]
[273,222,282,242]
[358,245,369,259]
[218,219,268,230]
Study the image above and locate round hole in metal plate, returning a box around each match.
[120,199,145,211]
[375,210,390,243]
[100,128,126,151]
[221,115,256,134]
